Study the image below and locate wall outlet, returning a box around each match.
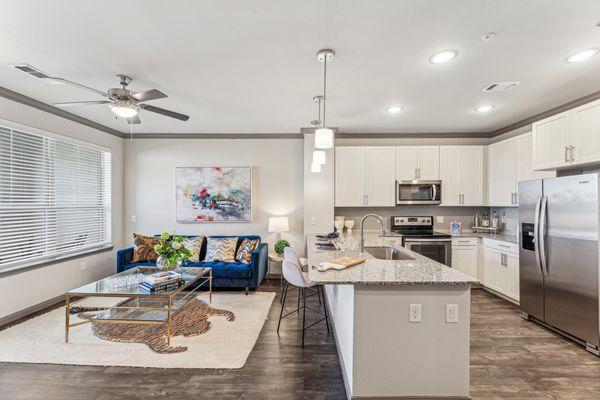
[409,304,422,323]
[131,215,137,223]
[311,216,317,225]
[436,216,444,224]
[80,262,87,271]
[446,304,459,323]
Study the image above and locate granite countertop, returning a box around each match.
[439,229,518,244]
[307,233,479,286]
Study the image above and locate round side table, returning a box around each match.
[268,252,284,287]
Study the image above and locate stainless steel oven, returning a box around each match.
[396,180,442,205]
[403,237,452,266]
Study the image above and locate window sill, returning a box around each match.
[0,244,115,277]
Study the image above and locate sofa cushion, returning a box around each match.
[131,234,159,262]
[187,261,252,279]
[205,237,238,262]
[236,238,260,264]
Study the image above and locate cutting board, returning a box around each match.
[316,256,366,272]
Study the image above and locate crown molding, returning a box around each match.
[130,132,303,139]
[0,86,125,138]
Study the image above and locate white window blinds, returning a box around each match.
[0,124,112,272]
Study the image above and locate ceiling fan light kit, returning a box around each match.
[109,99,138,118]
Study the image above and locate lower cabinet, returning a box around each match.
[482,239,519,302]
[451,238,479,279]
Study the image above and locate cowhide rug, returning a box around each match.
[75,298,235,353]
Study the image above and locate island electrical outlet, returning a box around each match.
[409,304,422,323]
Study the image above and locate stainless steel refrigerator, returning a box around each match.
[519,173,600,354]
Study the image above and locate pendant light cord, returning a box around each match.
[322,55,327,128]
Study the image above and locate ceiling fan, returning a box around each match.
[12,65,189,124]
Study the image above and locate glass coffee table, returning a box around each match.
[65,266,212,344]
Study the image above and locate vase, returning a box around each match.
[156,256,182,271]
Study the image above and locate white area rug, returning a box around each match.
[0,292,275,369]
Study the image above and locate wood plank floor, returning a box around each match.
[2,283,600,399]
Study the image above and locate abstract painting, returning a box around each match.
[176,167,252,223]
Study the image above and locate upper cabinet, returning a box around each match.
[395,146,440,180]
[489,133,555,207]
[440,146,485,206]
[533,99,600,170]
[335,146,395,207]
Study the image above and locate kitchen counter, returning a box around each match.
[307,233,478,285]
[307,232,473,399]
[439,229,518,244]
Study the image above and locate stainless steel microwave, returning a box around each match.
[396,180,442,205]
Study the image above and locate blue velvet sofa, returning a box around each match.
[117,235,268,293]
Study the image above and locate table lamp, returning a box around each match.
[268,216,289,239]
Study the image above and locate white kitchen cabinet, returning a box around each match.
[533,98,600,170]
[440,146,484,206]
[365,147,396,206]
[488,139,517,207]
[395,146,439,180]
[335,147,366,207]
[452,238,479,279]
[516,132,555,183]
[532,112,570,170]
[482,239,519,302]
[571,100,600,166]
[335,146,395,207]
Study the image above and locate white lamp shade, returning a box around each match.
[310,162,322,173]
[268,216,289,233]
[314,128,334,149]
[312,150,326,165]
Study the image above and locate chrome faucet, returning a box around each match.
[360,214,386,253]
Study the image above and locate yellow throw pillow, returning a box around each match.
[183,236,204,262]
[205,237,238,262]
[131,234,159,262]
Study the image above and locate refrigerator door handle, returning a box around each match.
[539,196,549,276]
[534,196,544,276]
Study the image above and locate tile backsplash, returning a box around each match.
[335,206,489,232]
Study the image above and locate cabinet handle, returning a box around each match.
[364,194,368,205]
[564,146,569,163]
[415,168,418,179]
[418,168,421,179]
[570,145,575,162]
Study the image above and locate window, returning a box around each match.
[0,124,112,272]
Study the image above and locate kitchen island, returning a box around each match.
[308,233,478,400]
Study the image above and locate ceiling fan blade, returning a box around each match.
[127,115,141,124]
[132,89,167,102]
[53,100,111,107]
[139,104,189,121]
[50,77,109,98]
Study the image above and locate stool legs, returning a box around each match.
[277,281,289,333]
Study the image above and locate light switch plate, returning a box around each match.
[409,304,422,323]
[131,215,137,223]
[311,217,317,225]
[436,216,444,224]
[446,304,459,323]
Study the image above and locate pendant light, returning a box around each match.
[312,150,326,165]
[315,49,335,149]
[310,95,326,165]
[310,162,322,173]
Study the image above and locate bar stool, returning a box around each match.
[280,247,315,304]
[277,253,330,347]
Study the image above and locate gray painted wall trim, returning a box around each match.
[0,294,63,328]
[132,132,303,139]
[0,86,125,138]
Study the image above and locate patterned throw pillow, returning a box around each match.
[236,238,260,264]
[183,236,204,262]
[131,234,159,262]
[205,237,238,262]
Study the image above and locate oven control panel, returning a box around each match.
[392,216,432,226]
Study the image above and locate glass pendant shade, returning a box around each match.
[313,150,326,165]
[310,162,322,173]
[314,128,333,149]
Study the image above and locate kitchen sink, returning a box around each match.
[364,246,414,261]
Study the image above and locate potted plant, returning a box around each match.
[154,232,192,270]
[274,239,290,255]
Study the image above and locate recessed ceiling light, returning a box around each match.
[566,49,598,63]
[429,50,457,64]
[386,106,403,114]
[475,104,494,113]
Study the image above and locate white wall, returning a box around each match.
[123,138,304,259]
[0,97,124,321]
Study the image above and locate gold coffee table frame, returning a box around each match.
[65,266,212,344]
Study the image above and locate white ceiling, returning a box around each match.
[2,0,600,135]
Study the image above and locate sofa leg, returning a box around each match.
[245,287,249,295]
